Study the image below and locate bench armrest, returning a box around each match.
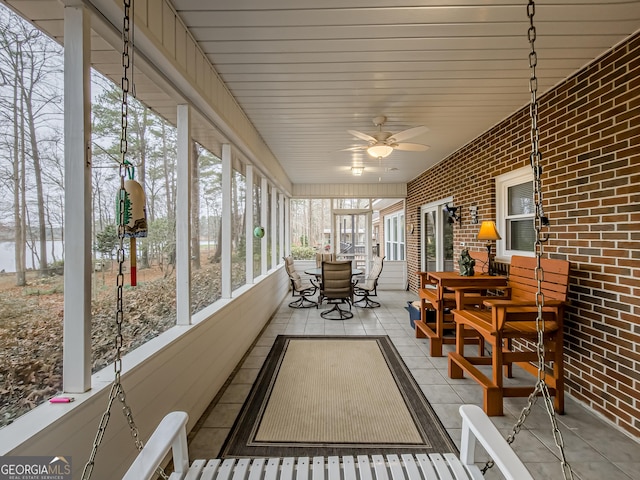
[416,271,437,287]
[459,405,533,480]
[453,286,511,310]
[482,299,564,308]
[122,411,189,480]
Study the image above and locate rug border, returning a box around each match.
[219,335,457,458]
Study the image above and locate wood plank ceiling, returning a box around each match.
[173,0,640,184]
[7,0,640,186]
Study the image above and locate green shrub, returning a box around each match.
[290,245,316,260]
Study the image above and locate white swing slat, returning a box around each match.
[357,455,373,480]
[199,460,221,480]
[279,458,294,480]
[399,454,421,480]
[371,455,388,480]
[123,406,534,480]
[342,456,356,480]
[295,457,309,480]
[312,457,324,480]
[215,459,236,480]
[184,459,207,480]
[265,458,280,480]
[415,453,439,480]
[233,458,252,480]
[428,454,453,480]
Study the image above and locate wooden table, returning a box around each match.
[415,271,508,357]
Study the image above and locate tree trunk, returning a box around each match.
[23,84,48,276]
[162,122,173,224]
[212,216,222,263]
[191,141,201,269]
[12,73,26,286]
[141,109,150,268]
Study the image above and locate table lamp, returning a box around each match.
[477,221,501,275]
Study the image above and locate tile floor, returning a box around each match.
[188,289,640,480]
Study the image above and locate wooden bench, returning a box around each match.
[448,255,570,416]
[414,251,506,357]
[122,405,534,480]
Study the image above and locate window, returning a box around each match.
[191,146,222,314]
[496,167,535,259]
[232,167,247,291]
[384,211,405,261]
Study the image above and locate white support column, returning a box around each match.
[284,196,290,257]
[245,165,254,283]
[279,192,285,260]
[63,4,91,393]
[176,104,192,325]
[271,187,278,268]
[366,209,373,274]
[261,177,268,275]
[221,144,232,297]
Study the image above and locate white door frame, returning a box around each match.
[420,196,453,272]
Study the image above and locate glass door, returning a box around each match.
[421,199,454,272]
[333,209,372,272]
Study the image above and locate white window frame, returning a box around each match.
[495,166,535,260]
[384,211,405,261]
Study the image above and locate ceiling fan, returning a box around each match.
[345,116,430,159]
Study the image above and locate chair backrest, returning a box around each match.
[316,252,336,267]
[364,255,384,288]
[508,255,570,302]
[370,255,384,278]
[468,250,489,273]
[284,256,303,291]
[321,261,353,299]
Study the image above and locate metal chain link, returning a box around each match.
[483,2,573,478]
[82,1,167,478]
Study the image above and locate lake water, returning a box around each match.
[0,241,64,273]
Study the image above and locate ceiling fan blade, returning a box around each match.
[394,142,430,152]
[347,129,376,143]
[340,146,367,152]
[387,125,428,143]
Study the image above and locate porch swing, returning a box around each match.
[83,1,573,479]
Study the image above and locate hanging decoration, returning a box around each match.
[115,164,148,286]
[253,226,265,238]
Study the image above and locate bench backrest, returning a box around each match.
[508,255,570,302]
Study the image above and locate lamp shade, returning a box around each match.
[477,221,501,241]
[367,143,394,158]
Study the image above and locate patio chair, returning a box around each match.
[353,255,384,308]
[320,260,354,319]
[315,252,336,267]
[284,256,318,309]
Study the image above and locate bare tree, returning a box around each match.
[0,12,62,280]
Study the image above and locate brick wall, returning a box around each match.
[406,32,640,437]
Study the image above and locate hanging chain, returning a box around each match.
[82,1,167,478]
[483,2,572,478]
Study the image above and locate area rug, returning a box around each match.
[219,335,457,458]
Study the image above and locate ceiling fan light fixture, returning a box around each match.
[351,166,364,176]
[367,144,394,159]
